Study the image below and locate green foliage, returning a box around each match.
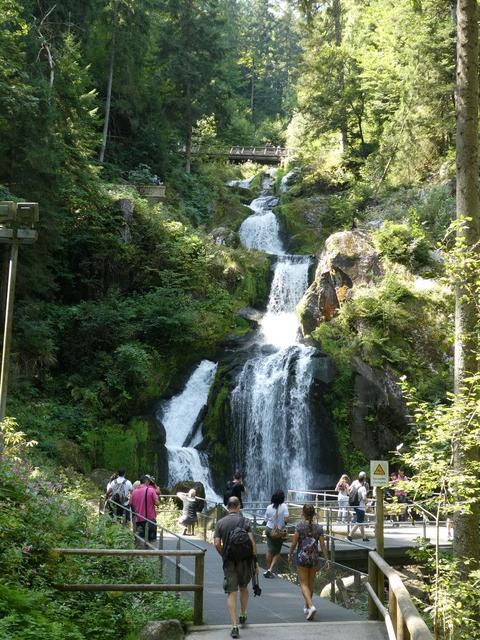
[295,0,454,184]
[313,271,451,398]
[0,418,192,639]
[126,164,156,185]
[373,219,431,270]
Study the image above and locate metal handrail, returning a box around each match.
[102,496,206,551]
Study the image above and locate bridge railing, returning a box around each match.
[179,144,290,159]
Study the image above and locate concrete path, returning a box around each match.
[187,621,388,639]
[161,536,361,626]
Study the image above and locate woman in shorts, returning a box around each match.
[288,504,329,621]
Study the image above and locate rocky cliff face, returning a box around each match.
[297,229,410,462]
[297,230,383,336]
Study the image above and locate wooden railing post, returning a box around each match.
[389,587,397,632]
[368,553,379,620]
[193,552,205,625]
[375,487,385,606]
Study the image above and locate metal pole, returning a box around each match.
[0,241,19,425]
[175,538,181,586]
[330,537,336,602]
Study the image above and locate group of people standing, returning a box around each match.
[335,468,411,538]
[105,469,201,543]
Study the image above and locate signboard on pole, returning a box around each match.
[370,460,389,487]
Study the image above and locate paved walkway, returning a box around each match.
[187,621,388,639]
[161,536,361,626]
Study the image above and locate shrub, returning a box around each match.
[373,219,431,270]
[0,418,192,639]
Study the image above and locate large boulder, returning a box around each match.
[211,226,239,247]
[298,230,382,336]
[90,468,112,490]
[351,357,409,458]
[139,620,184,640]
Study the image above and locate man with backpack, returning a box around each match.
[347,471,370,542]
[106,468,133,525]
[214,496,259,639]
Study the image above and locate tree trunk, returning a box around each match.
[185,80,192,174]
[250,58,256,122]
[332,0,347,151]
[453,0,480,565]
[99,2,118,164]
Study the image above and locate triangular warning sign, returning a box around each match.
[374,464,385,475]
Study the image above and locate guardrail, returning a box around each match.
[179,145,290,162]
[367,550,432,640]
[94,496,207,623]
[52,547,205,625]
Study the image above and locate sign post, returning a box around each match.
[370,460,389,606]
[0,202,39,439]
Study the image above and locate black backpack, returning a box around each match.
[225,517,253,562]
[349,485,360,507]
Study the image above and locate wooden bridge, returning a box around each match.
[182,145,290,164]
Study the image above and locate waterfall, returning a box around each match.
[239,196,285,255]
[231,179,316,501]
[231,345,315,498]
[158,360,219,501]
[261,255,311,348]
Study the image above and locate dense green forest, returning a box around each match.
[1,0,479,638]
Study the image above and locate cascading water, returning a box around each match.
[239,195,285,255]
[158,360,219,501]
[231,176,317,501]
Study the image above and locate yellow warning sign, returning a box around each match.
[370,460,389,486]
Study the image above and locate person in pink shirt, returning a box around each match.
[130,475,159,543]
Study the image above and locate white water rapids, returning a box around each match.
[231,177,316,500]
[159,360,220,501]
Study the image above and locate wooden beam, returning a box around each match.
[52,548,204,557]
[54,583,202,592]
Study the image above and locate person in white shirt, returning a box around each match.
[263,490,289,578]
[347,471,370,542]
[106,468,133,525]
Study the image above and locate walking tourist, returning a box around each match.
[288,503,329,621]
[177,488,198,535]
[393,468,411,522]
[106,468,133,524]
[335,473,350,522]
[130,475,159,544]
[263,490,289,578]
[214,496,259,639]
[347,471,370,542]
[224,471,246,508]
